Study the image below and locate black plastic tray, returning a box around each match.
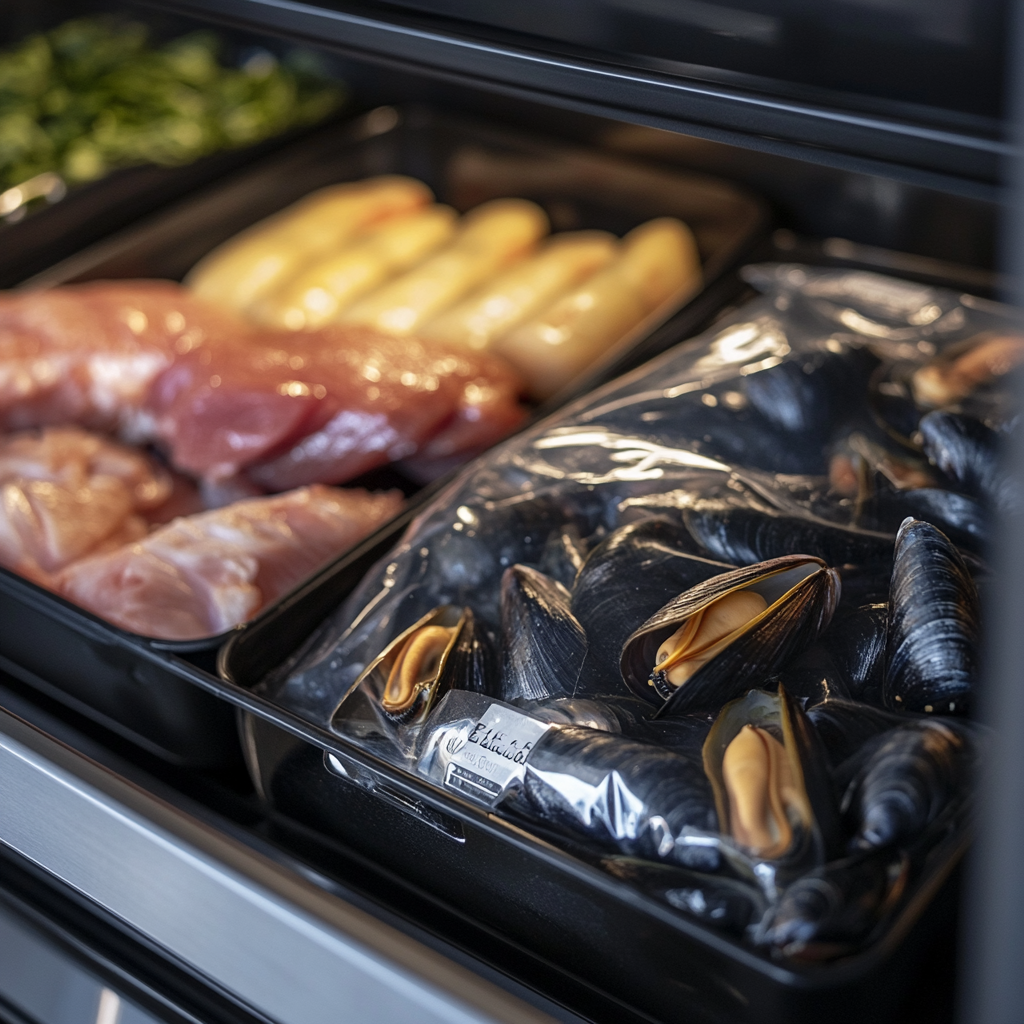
[0,104,767,766]
[214,487,965,1024]
[0,0,349,289]
[0,123,346,291]
[210,237,995,1022]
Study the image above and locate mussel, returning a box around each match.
[818,602,888,706]
[570,519,731,695]
[508,725,720,868]
[770,646,852,708]
[620,555,840,716]
[883,487,989,555]
[500,564,587,703]
[602,856,767,936]
[806,697,905,771]
[683,505,893,568]
[742,343,878,437]
[702,688,841,867]
[917,410,1020,515]
[538,522,590,589]
[911,332,1024,409]
[760,853,909,960]
[353,605,495,724]
[841,720,970,851]
[883,518,980,715]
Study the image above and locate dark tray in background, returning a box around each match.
[0,0,351,289]
[0,103,767,767]
[210,236,993,1023]
[0,122,348,291]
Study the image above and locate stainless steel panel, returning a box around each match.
[0,709,555,1024]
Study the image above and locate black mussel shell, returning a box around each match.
[760,852,909,960]
[840,719,971,851]
[868,361,924,447]
[508,726,719,868]
[684,505,893,568]
[500,564,587,703]
[743,344,879,437]
[571,519,731,696]
[602,856,767,935]
[818,602,888,706]
[352,604,478,725]
[620,554,840,716]
[807,698,905,771]
[917,411,1015,510]
[445,607,499,699]
[771,645,851,708]
[703,688,842,867]
[882,487,989,555]
[883,518,980,715]
[631,711,716,759]
[538,523,590,589]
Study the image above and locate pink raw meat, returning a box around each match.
[148,324,525,488]
[0,281,247,434]
[56,485,403,639]
[0,426,173,582]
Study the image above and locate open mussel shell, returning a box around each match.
[683,505,893,568]
[840,719,971,851]
[818,602,888,706]
[620,554,840,716]
[883,518,980,715]
[702,687,842,871]
[917,411,1005,503]
[570,518,731,696]
[500,564,587,703]
[354,605,490,725]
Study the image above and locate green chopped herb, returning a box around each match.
[0,16,345,193]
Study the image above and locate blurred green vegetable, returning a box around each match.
[0,16,345,193]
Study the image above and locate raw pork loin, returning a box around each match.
[0,281,245,435]
[148,323,524,488]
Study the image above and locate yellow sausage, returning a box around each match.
[251,205,459,329]
[340,199,549,336]
[420,231,616,351]
[494,217,701,400]
[185,176,432,312]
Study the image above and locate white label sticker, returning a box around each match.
[442,703,552,805]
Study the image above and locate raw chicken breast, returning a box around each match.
[149,324,524,489]
[0,427,172,582]
[56,485,403,640]
[0,281,246,434]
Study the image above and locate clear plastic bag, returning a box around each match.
[265,264,1001,958]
